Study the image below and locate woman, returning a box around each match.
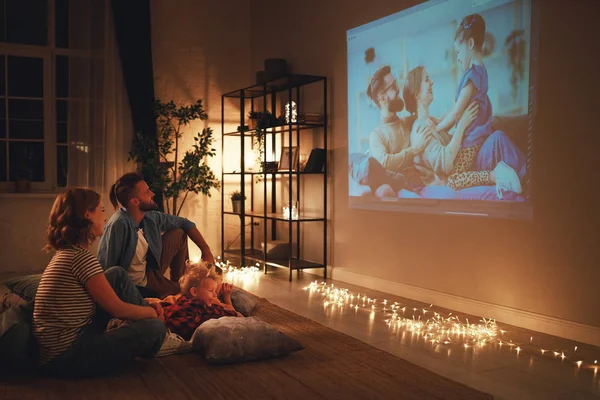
[403,66,526,198]
[33,188,186,377]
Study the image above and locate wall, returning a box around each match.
[248,0,600,333]
[0,196,55,274]
[149,0,254,260]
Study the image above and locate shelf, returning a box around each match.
[224,249,325,270]
[223,210,325,222]
[222,74,326,98]
[223,171,324,175]
[221,72,327,281]
[223,122,325,136]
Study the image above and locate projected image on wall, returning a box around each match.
[347,0,535,219]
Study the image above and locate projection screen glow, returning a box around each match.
[347,0,537,219]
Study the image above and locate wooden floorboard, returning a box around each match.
[1,297,493,400]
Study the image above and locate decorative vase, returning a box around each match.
[232,200,242,214]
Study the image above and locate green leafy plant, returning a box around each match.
[129,99,220,216]
[230,190,246,201]
[248,110,277,163]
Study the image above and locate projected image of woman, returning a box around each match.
[403,14,527,199]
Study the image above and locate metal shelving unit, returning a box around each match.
[220,74,327,281]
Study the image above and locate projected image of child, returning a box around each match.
[434,15,521,197]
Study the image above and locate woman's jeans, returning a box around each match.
[41,267,166,378]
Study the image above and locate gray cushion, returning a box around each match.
[2,274,42,303]
[217,288,259,317]
[0,312,34,373]
[0,285,34,373]
[230,289,259,317]
[1,283,27,327]
[191,316,303,364]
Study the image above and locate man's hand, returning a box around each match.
[222,283,234,305]
[187,227,216,266]
[412,124,433,154]
[201,249,216,266]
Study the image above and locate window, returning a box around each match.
[0,0,82,191]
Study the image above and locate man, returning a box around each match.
[98,172,215,298]
[367,65,432,189]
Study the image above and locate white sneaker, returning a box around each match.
[494,161,522,199]
[155,331,192,357]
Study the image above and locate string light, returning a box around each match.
[301,280,600,372]
[216,259,260,279]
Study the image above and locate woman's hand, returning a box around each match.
[146,299,164,321]
[457,102,478,132]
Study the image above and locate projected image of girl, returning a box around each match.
[411,14,524,198]
[403,63,527,201]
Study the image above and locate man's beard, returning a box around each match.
[139,200,158,211]
[388,97,405,113]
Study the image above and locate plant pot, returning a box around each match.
[249,118,257,131]
[15,180,31,193]
[231,199,242,214]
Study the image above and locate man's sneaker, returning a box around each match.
[155,331,192,357]
[494,161,522,198]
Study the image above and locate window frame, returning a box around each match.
[0,0,96,193]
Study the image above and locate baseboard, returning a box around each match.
[330,267,600,348]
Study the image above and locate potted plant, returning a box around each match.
[128,99,220,215]
[230,190,245,214]
[14,149,34,193]
[247,110,278,174]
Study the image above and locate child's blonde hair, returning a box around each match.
[179,260,223,297]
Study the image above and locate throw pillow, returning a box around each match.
[191,316,303,364]
[1,283,27,317]
[2,274,42,303]
[0,309,34,373]
[218,288,258,317]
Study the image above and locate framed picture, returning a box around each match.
[278,146,299,171]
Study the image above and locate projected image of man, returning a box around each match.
[366,65,431,191]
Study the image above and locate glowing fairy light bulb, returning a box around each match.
[576,361,583,368]
[323,301,329,307]
[516,347,521,355]
[595,360,598,364]
[561,352,566,360]
[541,349,546,355]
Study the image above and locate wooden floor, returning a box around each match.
[1,297,492,400]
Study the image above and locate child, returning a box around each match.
[436,14,521,196]
[161,262,242,341]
